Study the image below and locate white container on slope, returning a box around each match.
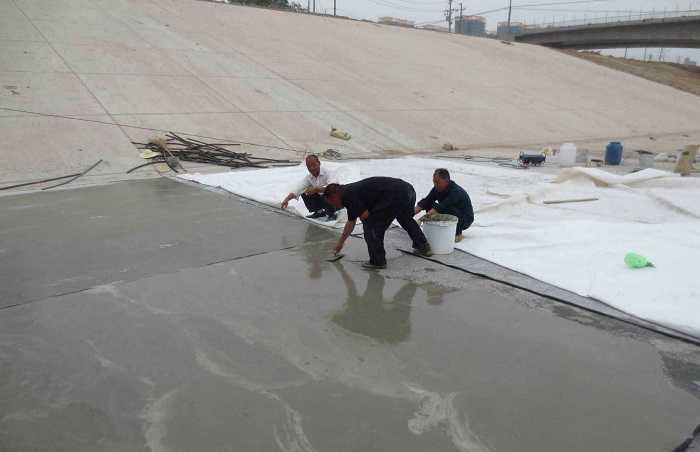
[422,214,458,255]
[559,143,577,167]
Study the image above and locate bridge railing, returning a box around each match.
[518,8,700,33]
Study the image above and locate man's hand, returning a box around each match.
[417,216,424,224]
[281,193,295,210]
[305,186,321,196]
[333,219,355,256]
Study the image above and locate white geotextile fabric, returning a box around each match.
[180,158,700,338]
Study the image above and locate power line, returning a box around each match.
[469,0,609,16]
[515,0,610,7]
[515,7,639,12]
[0,107,303,154]
[514,6,694,13]
[367,0,445,12]
[391,0,447,4]
[414,17,448,25]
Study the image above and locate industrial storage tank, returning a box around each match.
[497,21,524,40]
[455,16,485,37]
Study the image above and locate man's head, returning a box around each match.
[433,168,451,192]
[305,155,321,177]
[323,183,343,208]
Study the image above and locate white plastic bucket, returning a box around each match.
[422,214,458,255]
[639,153,654,168]
[559,143,577,167]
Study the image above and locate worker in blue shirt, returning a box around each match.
[414,168,474,243]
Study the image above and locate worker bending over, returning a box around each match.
[324,177,433,269]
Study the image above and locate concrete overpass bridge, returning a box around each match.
[515,14,700,49]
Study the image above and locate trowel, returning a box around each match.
[326,253,345,262]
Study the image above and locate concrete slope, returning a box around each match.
[1,0,699,184]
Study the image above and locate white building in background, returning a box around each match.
[378,17,414,28]
[423,24,449,33]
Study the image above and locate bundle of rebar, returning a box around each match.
[131,132,300,170]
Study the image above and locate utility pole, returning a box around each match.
[457,3,464,34]
[446,0,453,33]
[506,0,513,40]
[334,0,336,16]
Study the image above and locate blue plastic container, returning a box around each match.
[604,142,623,165]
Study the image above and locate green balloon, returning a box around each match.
[624,253,654,268]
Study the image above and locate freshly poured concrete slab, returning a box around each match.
[0,227,698,451]
[0,178,336,307]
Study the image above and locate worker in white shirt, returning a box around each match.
[281,155,340,221]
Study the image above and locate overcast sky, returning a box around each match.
[307,0,699,62]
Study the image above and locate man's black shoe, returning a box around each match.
[326,213,337,221]
[362,261,387,270]
[413,243,433,257]
[306,211,325,219]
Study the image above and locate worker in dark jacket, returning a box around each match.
[324,177,433,269]
[414,168,474,243]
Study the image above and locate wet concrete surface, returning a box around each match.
[0,178,336,307]
[1,179,699,452]
[383,228,700,346]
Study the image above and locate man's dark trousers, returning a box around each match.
[363,185,428,266]
[441,206,473,235]
[301,193,338,216]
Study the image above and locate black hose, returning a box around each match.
[126,160,167,174]
[0,173,81,191]
[401,248,700,347]
[42,160,103,190]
